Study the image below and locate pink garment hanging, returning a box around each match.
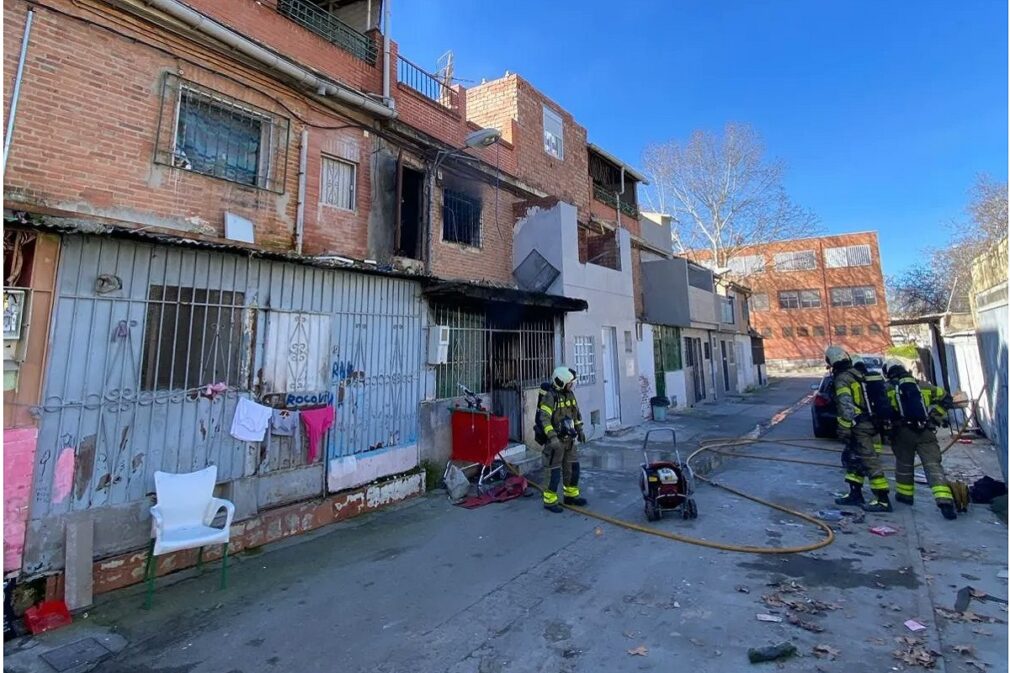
[300,405,334,462]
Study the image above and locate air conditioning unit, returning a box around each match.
[428,325,450,365]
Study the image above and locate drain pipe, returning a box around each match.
[615,166,626,229]
[142,0,396,118]
[382,0,393,106]
[295,129,308,255]
[3,9,34,174]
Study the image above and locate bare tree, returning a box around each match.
[642,123,817,267]
[888,175,1008,317]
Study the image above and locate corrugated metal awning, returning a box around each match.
[421,279,587,312]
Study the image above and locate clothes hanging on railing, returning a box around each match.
[270,409,300,437]
[229,397,273,442]
[300,405,335,462]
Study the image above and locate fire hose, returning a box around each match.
[502,394,982,556]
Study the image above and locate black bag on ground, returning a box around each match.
[969,476,1007,504]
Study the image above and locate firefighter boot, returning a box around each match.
[563,463,587,507]
[938,501,958,520]
[834,482,865,506]
[862,490,893,513]
[543,467,564,513]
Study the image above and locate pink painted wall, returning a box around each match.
[4,427,38,573]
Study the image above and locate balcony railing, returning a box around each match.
[277,0,377,64]
[593,183,639,218]
[397,56,459,113]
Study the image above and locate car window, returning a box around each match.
[819,376,834,393]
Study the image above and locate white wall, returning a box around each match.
[637,324,657,420]
[665,370,687,409]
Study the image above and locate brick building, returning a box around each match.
[2,0,592,602]
[723,233,892,367]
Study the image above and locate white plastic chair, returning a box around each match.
[144,466,235,607]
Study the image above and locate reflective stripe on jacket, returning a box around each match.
[536,387,583,440]
[833,367,866,428]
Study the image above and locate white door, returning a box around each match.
[602,326,621,423]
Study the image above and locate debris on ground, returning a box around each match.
[787,614,824,633]
[736,585,751,594]
[951,644,976,656]
[627,645,648,656]
[870,525,899,536]
[812,644,840,660]
[935,607,1006,624]
[816,509,843,521]
[623,630,642,639]
[904,619,927,632]
[756,614,783,623]
[892,636,939,668]
[747,642,797,664]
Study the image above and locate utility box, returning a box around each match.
[428,325,450,365]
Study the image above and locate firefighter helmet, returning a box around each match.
[824,345,850,367]
[552,366,577,389]
[882,357,904,378]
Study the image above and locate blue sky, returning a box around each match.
[393,0,1008,277]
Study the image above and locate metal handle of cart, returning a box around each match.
[642,427,694,488]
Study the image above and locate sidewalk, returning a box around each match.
[4,375,1005,673]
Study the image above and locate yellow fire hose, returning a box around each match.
[502,396,982,556]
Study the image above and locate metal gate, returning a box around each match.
[29,236,423,525]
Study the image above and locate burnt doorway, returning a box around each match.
[397,166,423,259]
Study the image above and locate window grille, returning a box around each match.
[796,326,810,337]
[155,74,289,193]
[773,250,817,271]
[835,325,847,336]
[779,289,820,309]
[782,326,794,338]
[442,189,482,246]
[813,325,826,337]
[574,336,596,384]
[543,106,564,159]
[142,286,249,391]
[728,255,765,274]
[830,286,877,307]
[825,244,872,268]
[321,156,356,210]
[276,0,377,64]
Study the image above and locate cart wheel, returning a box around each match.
[685,499,698,519]
[645,502,658,522]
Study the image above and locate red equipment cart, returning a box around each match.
[444,387,511,492]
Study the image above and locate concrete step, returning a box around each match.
[503,449,543,477]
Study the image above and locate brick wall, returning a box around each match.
[2,0,382,257]
[734,233,892,362]
[467,75,591,221]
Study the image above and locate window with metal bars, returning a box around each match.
[728,254,766,274]
[141,286,249,391]
[778,289,821,309]
[276,0,377,63]
[813,325,826,337]
[573,336,596,384]
[155,75,289,193]
[442,189,482,246]
[824,244,872,268]
[773,250,817,271]
[321,155,356,210]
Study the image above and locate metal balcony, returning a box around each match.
[277,0,377,64]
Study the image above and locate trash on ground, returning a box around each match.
[969,476,1007,504]
[756,613,783,622]
[951,644,976,656]
[892,636,939,669]
[840,510,866,523]
[957,439,974,444]
[813,644,841,660]
[623,630,642,639]
[787,614,825,632]
[747,642,797,664]
[627,645,648,656]
[956,586,973,612]
[870,525,899,536]
[816,509,843,522]
[736,585,751,594]
[936,607,1006,624]
[904,619,927,632]
[24,600,72,635]
[594,527,604,537]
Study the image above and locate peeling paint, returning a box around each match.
[51,447,75,504]
[365,474,423,508]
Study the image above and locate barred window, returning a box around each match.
[321,156,356,210]
[851,325,863,336]
[782,326,794,338]
[813,325,826,337]
[796,326,810,337]
[830,286,877,307]
[779,289,821,309]
[773,250,817,271]
[442,189,482,246]
[869,323,882,335]
[835,324,847,336]
[825,244,872,268]
[142,286,248,391]
[727,254,765,274]
[156,75,289,193]
[749,293,769,311]
[574,336,596,384]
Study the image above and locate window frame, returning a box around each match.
[728,254,766,275]
[573,335,596,385]
[782,326,794,338]
[542,105,564,160]
[825,244,872,268]
[749,293,770,312]
[773,250,817,271]
[830,285,877,307]
[441,188,483,247]
[320,154,357,211]
[796,326,810,337]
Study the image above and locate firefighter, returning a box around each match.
[534,366,587,513]
[882,358,957,520]
[851,357,887,456]
[827,346,892,512]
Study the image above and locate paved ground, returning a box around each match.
[5,376,1007,673]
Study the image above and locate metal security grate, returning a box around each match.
[432,304,555,399]
[155,75,289,193]
[397,56,459,111]
[442,189,482,246]
[277,0,377,63]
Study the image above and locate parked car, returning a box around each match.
[811,373,837,438]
